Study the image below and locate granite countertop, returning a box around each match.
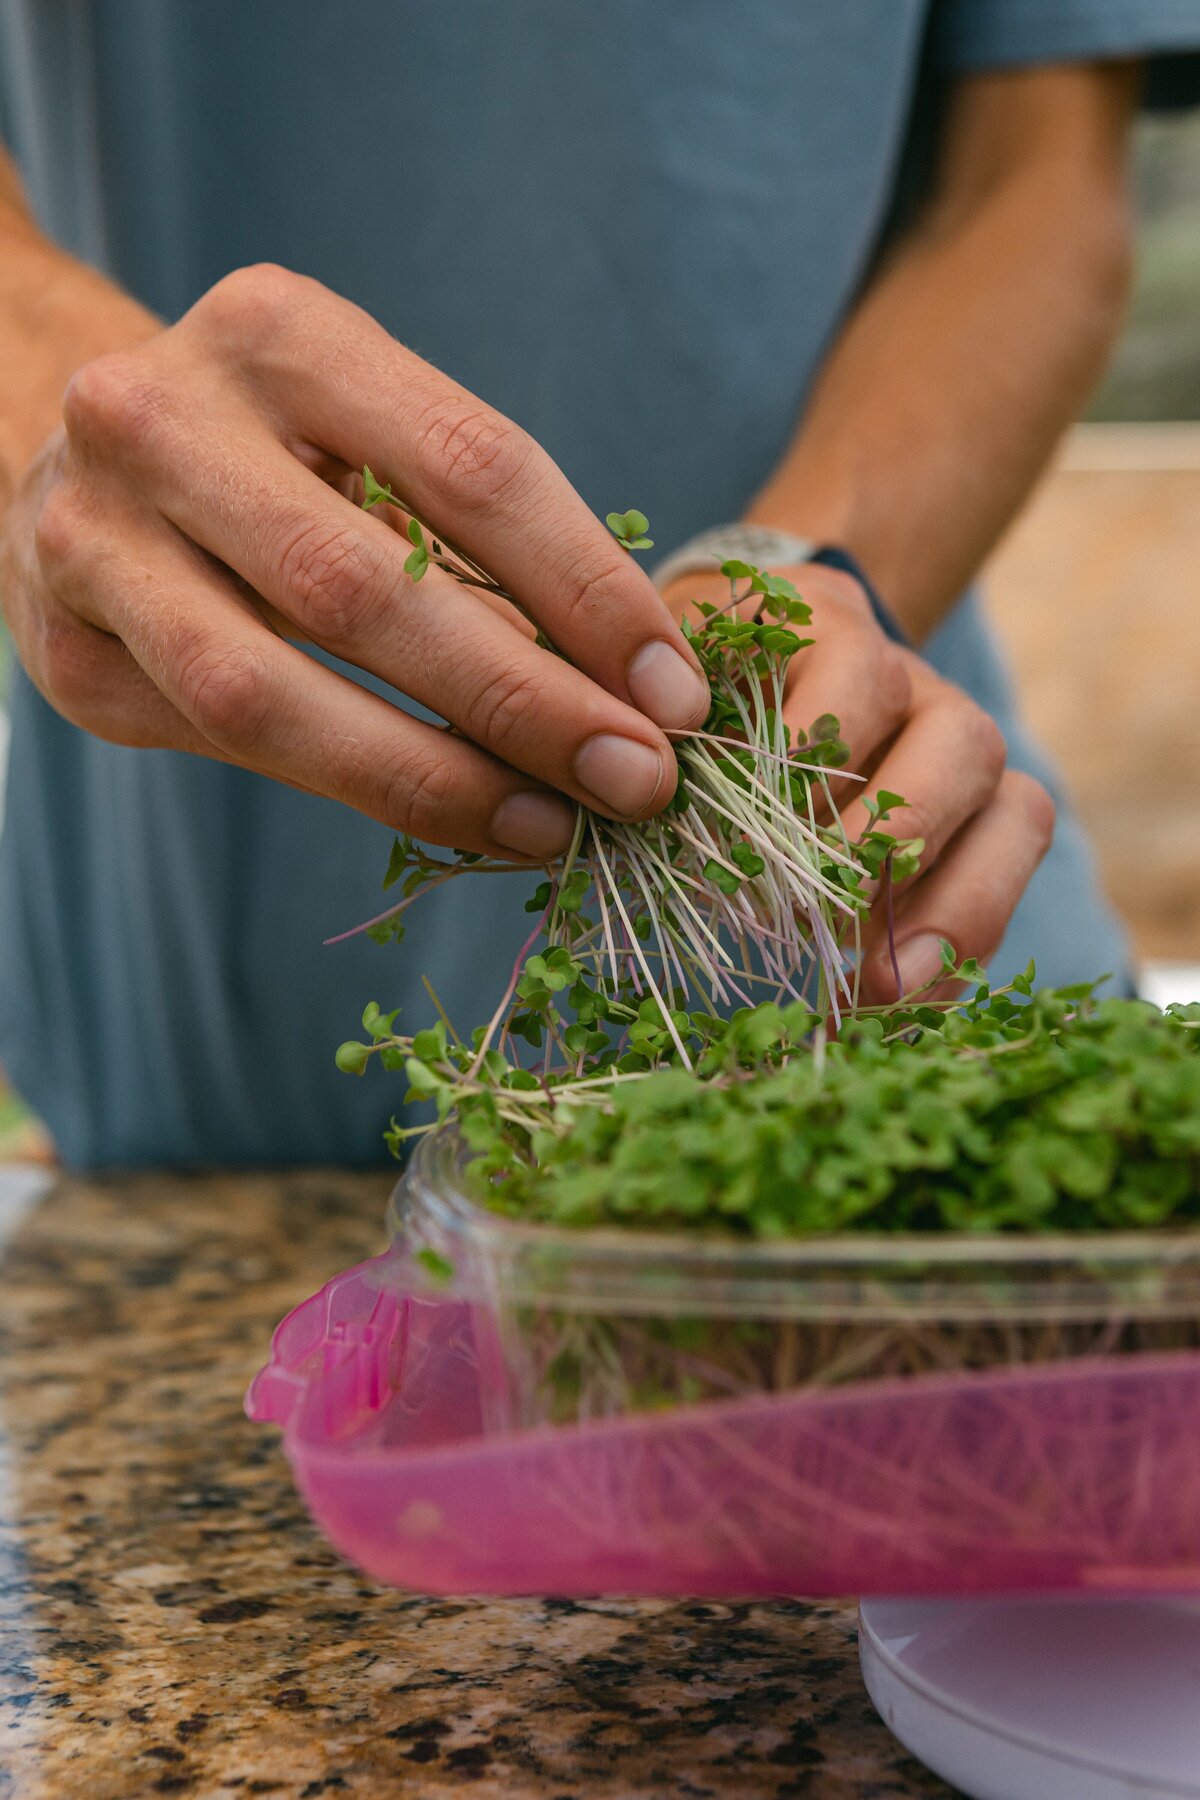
[0,1169,961,1799]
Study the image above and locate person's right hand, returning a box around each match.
[0,263,711,860]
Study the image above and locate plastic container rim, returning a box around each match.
[391,1126,1200,1274]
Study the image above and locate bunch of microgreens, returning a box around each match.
[468,983,1200,1238]
[334,477,921,1034]
[331,475,1200,1238]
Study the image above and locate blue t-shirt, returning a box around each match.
[0,1,1197,1168]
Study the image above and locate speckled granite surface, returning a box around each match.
[0,1171,961,1798]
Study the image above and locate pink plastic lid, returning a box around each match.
[248,1253,1200,1597]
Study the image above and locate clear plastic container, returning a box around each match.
[388,1129,1200,1431]
[246,1134,1200,1596]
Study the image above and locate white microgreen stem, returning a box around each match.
[668,729,866,784]
[588,838,623,992]
[591,832,694,1070]
[422,976,464,1047]
[678,778,856,920]
[688,743,864,870]
[615,840,743,981]
[638,883,692,1019]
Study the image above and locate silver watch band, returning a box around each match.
[650,522,817,592]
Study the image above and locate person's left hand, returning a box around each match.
[658,560,1056,1004]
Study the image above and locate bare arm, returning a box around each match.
[746,62,1140,642]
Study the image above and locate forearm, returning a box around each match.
[0,150,157,507]
[748,64,1139,642]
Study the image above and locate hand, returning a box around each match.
[1,264,711,861]
[659,561,1056,1003]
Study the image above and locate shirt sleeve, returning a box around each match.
[0,53,13,152]
[933,1,1200,110]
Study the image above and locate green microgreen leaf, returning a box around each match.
[606,509,654,551]
[361,465,397,510]
[335,1039,370,1075]
[415,1246,455,1286]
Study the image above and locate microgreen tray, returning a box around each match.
[390,1131,1200,1429]
[246,1136,1200,1597]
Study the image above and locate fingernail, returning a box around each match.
[574,734,664,817]
[627,640,710,730]
[893,932,947,998]
[491,791,577,859]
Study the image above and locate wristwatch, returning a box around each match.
[650,523,816,592]
[650,523,909,649]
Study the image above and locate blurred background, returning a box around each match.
[983,108,1200,1002]
[0,110,1197,1154]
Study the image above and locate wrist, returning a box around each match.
[805,545,909,648]
[650,519,909,650]
[650,521,817,593]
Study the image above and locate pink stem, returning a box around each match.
[466,900,553,1079]
[323,868,459,945]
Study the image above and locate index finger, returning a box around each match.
[231,273,711,730]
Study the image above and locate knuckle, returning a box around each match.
[382,749,459,841]
[175,637,272,744]
[61,356,122,437]
[856,641,913,731]
[32,483,86,577]
[273,516,380,643]
[1007,770,1057,851]
[414,398,531,510]
[939,691,1007,785]
[194,262,299,338]
[62,353,170,450]
[461,661,545,757]
[970,708,1008,783]
[875,645,913,720]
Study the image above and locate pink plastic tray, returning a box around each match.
[247,1255,1200,1597]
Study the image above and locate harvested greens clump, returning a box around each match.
[333,488,1200,1236]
